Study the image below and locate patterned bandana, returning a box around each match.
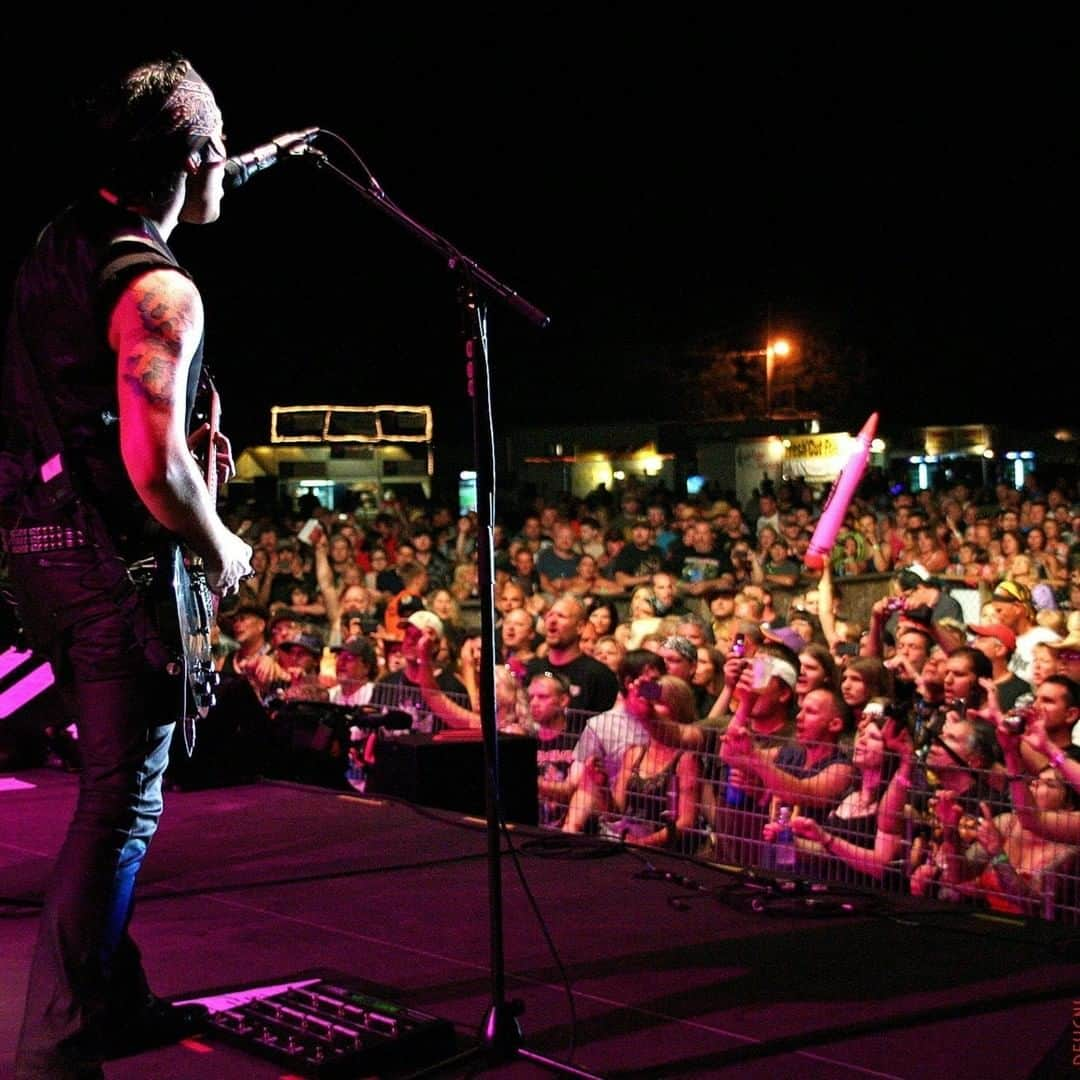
[161,67,224,157]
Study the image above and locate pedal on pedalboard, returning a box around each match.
[197,971,457,1077]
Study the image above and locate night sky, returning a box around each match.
[2,15,1070,464]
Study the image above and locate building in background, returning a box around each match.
[230,405,434,518]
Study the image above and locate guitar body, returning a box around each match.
[128,540,218,751]
[164,541,218,721]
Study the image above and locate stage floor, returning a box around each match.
[2,767,1079,1078]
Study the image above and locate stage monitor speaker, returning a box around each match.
[367,733,538,825]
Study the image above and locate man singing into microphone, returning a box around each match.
[0,54,251,1077]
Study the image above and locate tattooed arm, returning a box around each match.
[111,268,251,595]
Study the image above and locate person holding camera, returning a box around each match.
[721,686,853,825]
[705,642,799,862]
[903,700,1006,900]
[997,675,1080,779]
[994,680,1080,847]
[558,652,669,833]
[868,564,963,657]
[935,682,1080,915]
[883,624,933,697]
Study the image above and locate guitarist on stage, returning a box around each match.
[0,54,251,1078]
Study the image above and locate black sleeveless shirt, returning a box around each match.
[2,194,203,554]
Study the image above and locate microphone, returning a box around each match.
[223,127,320,190]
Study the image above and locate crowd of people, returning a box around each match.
[48,471,1080,921]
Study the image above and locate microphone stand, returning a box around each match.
[308,150,600,1079]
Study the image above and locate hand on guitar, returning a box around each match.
[188,423,235,489]
[203,530,254,598]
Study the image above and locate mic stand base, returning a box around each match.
[437,998,602,1079]
[481,998,525,1059]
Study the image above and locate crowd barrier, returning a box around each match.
[352,694,1079,926]
[543,704,1080,925]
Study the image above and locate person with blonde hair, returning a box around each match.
[615,585,663,650]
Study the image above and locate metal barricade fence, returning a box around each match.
[539,704,1080,926]
[351,686,1080,926]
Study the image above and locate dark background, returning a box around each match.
[2,14,1071,467]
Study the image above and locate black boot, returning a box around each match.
[101,994,210,1059]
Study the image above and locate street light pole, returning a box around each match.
[715,337,792,419]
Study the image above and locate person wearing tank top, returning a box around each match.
[2,55,252,1078]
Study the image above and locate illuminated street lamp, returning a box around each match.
[764,337,790,419]
[718,337,793,418]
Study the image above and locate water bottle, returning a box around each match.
[345,725,366,792]
[774,805,797,873]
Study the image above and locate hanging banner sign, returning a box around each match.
[782,431,854,482]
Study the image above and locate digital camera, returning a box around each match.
[638,680,663,702]
[1002,706,1035,734]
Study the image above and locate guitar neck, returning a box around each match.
[206,384,221,505]
[204,381,222,622]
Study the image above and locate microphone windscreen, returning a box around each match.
[223,159,247,191]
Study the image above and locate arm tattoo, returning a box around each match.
[122,348,176,406]
[120,279,197,407]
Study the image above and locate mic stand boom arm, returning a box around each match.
[314,155,550,331]
[316,157,601,1078]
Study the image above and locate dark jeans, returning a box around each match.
[9,547,177,1079]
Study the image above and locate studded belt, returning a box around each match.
[1,523,90,554]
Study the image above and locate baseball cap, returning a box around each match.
[754,654,799,689]
[280,630,324,655]
[969,623,1017,653]
[267,608,303,629]
[897,563,932,591]
[763,626,806,654]
[332,636,377,662]
[991,580,1033,609]
[704,584,737,600]
[1031,583,1059,612]
[769,658,799,689]
[407,610,445,637]
[230,602,269,622]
